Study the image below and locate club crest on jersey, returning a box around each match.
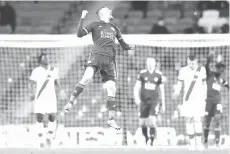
[145,77,148,81]
[111,27,115,31]
[220,78,223,83]
[154,77,159,82]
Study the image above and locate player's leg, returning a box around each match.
[67,54,98,106]
[181,102,198,149]
[101,57,120,129]
[193,116,203,147]
[46,113,57,146]
[203,102,214,148]
[213,104,223,147]
[104,79,120,129]
[185,117,196,148]
[139,118,148,144]
[139,103,150,144]
[35,113,45,147]
[148,103,158,146]
[148,116,157,146]
[68,66,95,103]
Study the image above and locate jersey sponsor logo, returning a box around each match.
[212,83,221,91]
[98,25,102,28]
[111,27,115,31]
[144,82,156,90]
[144,77,148,81]
[100,31,115,40]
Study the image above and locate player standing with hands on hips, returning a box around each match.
[64,8,134,130]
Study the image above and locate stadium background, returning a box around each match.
[0,0,229,148]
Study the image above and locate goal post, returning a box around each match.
[0,34,229,147]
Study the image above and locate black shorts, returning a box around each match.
[87,53,117,82]
[205,100,222,117]
[140,100,159,118]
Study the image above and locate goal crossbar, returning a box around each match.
[0,34,229,48]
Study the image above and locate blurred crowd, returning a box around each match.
[0,1,16,33]
[125,1,229,34]
[0,1,229,34]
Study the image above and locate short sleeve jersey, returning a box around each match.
[83,21,122,57]
[137,69,163,102]
[178,66,206,101]
[30,66,59,100]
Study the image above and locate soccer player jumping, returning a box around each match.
[64,7,134,130]
[203,52,229,148]
[134,57,165,146]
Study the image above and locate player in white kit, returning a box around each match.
[173,54,206,149]
[29,53,65,148]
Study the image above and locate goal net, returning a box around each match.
[0,34,229,147]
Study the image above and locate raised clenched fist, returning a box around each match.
[81,10,89,19]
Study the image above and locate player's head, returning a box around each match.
[146,57,156,72]
[38,53,49,65]
[96,6,113,22]
[215,62,226,77]
[187,54,198,70]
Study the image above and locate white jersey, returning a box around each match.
[178,65,206,117]
[30,65,59,113]
[178,65,206,102]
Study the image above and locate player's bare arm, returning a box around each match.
[173,65,185,100]
[159,83,165,113]
[54,79,66,100]
[205,52,214,77]
[117,37,134,50]
[77,10,89,37]
[173,80,183,99]
[115,25,134,50]
[172,69,183,112]
[28,79,36,101]
[134,80,141,106]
